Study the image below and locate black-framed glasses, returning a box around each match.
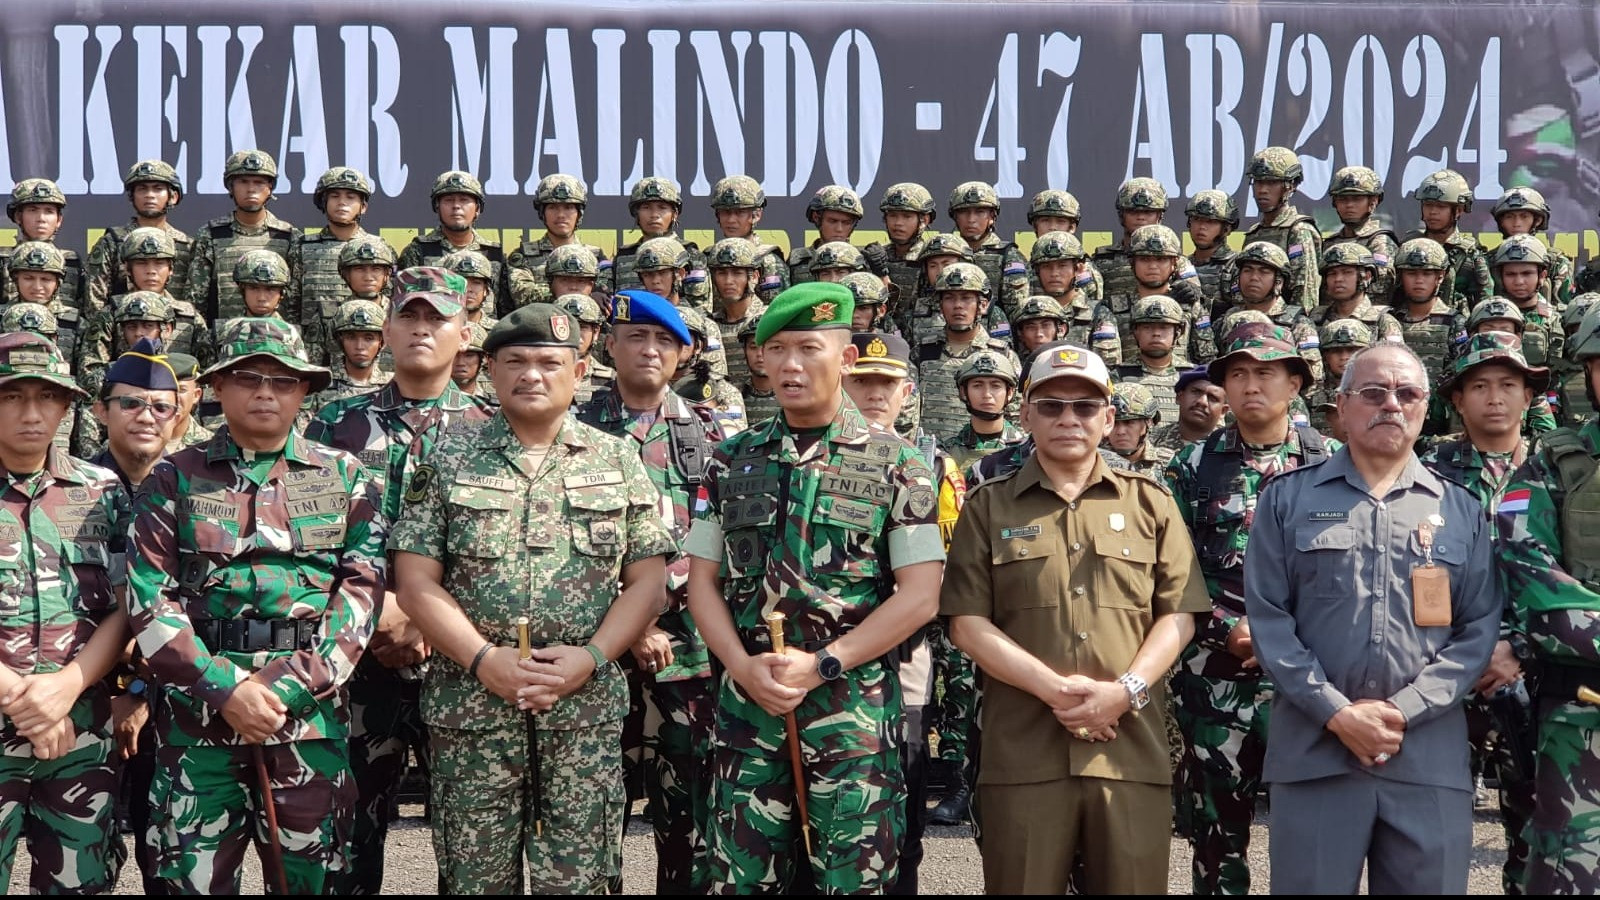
[109,395,179,420]
[1027,397,1109,419]
[1345,385,1429,407]
[228,370,305,393]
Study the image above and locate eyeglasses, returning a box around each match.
[1345,385,1430,407]
[1027,397,1109,419]
[228,370,305,393]
[109,395,179,420]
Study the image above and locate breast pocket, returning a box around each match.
[1295,524,1361,598]
[65,541,114,614]
[990,529,1060,611]
[812,496,887,578]
[569,490,627,557]
[446,490,516,558]
[1091,534,1157,611]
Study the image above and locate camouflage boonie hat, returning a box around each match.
[1565,292,1600,330]
[314,166,372,205]
[9,241,65,276]
[431,170,485,204]
[1489,234,1550,269]
[124,158,182,191]
[629,176,682,213]
[7,178,67,219]
[1030,231,1086,265]
[1127,224,1182,257]
[1015,295,1068,323]
[807,185,865,221]
[334,299,386,334]
[2,302,57,337]
[933,262,990,296]
[1027,190,1081,224]
[1329,165,1384,197]
[708,237,760,270]
[442,249,495,282]
[339,234,396,269]
[0,333,85,398]
[462,320,490,353]
[841,271,888,307]
[1111,382,1161,421]
[224,150,278,183]
[113,291,175,324]
[879,182,935,215]
[1394,238,1450,271]
[922,232,975,262]
[392,266,466,317]
[1185,189,1239,226]
[635,236,689,272]
[121,227,177,262]
[1445,331,1550,394]
[556,292,604,326]
[1493,186,1551,222]
[1248,146,1303,182]
[956,350,1020,387]
[232,249,289,287]
[1131,295,1186,325]
[710,175,766,210]
[811,241,866,274]
[1116,177,1168,212]
[948,181,1000,215]
[1208,321,1314,386]
[203,317,330,390]
[1237,241,1291,273]
[1414,168,1473,211]
[1320,242,1376,273]
[484,302,580,354]
[1467,297,1527,333]
[1320,318,1374,350]
[546,244,601,279]
[534,173,588,209]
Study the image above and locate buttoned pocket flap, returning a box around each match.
[1295,524,1360,552]
[1092,534,1156,564]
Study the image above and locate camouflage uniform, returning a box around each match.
[1115,295,1193,423]
[1308,319,1374,435]
[1,179,85,312]
[398,172,515,317]
[1492,187,1574,308]
[556,294,611,407]
[1217,242,1326,388]
[1166,328,1337,895]
[578,386,726,894]
[508,174,611,308]
[1028,233,1121,362]
[1403,169,1493,312]
[1323,165,1400,305]
[0,337,129,895]
[84,160,193,315]
[788,186,865,286]
[682,399,944,894]
[707,238,769,391]
[288,167,375,364]
[1310,242,1404,344]
[947,183,1029,322]
[1241,148,1323,312]
[1105,225,1214,365]
[1489,236,1566,367]
[915,264,1021,442]
[78,291,212,401]
[867,183,936,317]
[613,178,708,312]
[708,175,789,305]
[674,308,747,435]
[946,420,1027,475]
[1094,179,1206,323]
[1186,190,1243,316]
[1026,190,1104,303]
[388,412,674,893]
[1392,239,1472,433]
[1555,294,1600,427]
[1110,383,1176,478]
[187,151,299,326]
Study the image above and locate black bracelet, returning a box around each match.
[467,642,494,680]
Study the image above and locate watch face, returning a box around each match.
[820,653,843,680]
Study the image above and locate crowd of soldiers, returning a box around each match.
[0,139,1598,897]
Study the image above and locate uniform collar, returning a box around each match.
[1011,450,1121,501]
[1311,446,1442,498]
[590,386,695,425]
[1253,204,1302,229]
[206,426,318,466]
[47,446,91,484]
[370,378,473,413]
[472,411,590,451]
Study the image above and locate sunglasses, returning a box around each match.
[228,370,306,393]
[1344,385,1429,407]
[1027,397,1109,419]
[108,395,179,420]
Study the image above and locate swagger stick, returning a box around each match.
[518,616,544,837]
[764,611,813,856]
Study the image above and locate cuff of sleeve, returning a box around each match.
[683,519,725,563]
[268,674,318,721]
[889,524,947,568]
[1388,685,1427,724]
[1310,685,1353,727]
[193,656,248,713]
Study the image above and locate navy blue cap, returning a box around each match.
[611,289,691,346]
[1174,366,1214,394]
[105,337,179,392]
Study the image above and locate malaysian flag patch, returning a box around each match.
[1373,253,1390,266]
[1288,244,1304,259]
[1003,261,1028,277]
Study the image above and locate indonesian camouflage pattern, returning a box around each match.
[287,227,369,366]
[75,291,214,400]
[612,232,709,313]
[186,211,299,323]
[1113,362,1182,424]
[0,732,120,894]
[1555,364,1595,427]
[915,326,1021,442]
[506,236,611,308]
[1216,296,1325,386]
[1400,228,1494,312]
[396,228,514,318]
[1243,203,1323,311]
[125,427,387,746]
[84,219,194,316]
[618,671,715,893]
[946,420,1027,474]
[145,738,355,894]
[1173,670,1273,894]
[1309,295,1404,345]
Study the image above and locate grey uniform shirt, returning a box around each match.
[1244,449,1499,791]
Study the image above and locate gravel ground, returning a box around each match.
[14,795,1512,894]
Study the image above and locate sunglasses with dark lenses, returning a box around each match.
[110,395,179,420]
[229,370,306,393]
[1027,397,1109,419]
[1346,385,1429,407]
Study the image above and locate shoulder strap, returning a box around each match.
[208,222,232,240]
[1295,425,1330,462]
[1192,429,1235,514]
[667,408,714,487]
[1543,427,1598,496]
[916,341,943,364]
[480,243,505,263]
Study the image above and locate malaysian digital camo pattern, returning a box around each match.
[1399,228,1494,312]
[916,326,1021,442]
[75,291,214,400]
[1094,243,1205,331]
[1192,244,1239,316]
[612,232,709,313]
[968,231,1031,323]
[186,211,299,323]
[1309,295,1404,344]
[1242,203,1322,311]
[1114,361,1182,425]
[1323,220,1400,303]
[309,367,392,416]
[126,427,387,746]
[1397,298,1471,434]
[0,239,85,313]
[287,226,370,365]
[84,219,194,314]
[507,236,611,308]
[1050,292,1122,363]
[738,382,780,429]
[713,298,765,391]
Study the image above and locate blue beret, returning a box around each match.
[105,337,179,392]
[611,289,691,346]
[1174,366,1214,394]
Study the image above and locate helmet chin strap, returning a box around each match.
[965,403,1004,422]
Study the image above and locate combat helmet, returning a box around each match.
[232,249,289,286]
[334,299,386,334]
[1237,241,1291,273]
[1393,238,1450,271]
[810,242,866,275]
[1329,166,1384,198]
[534,173,588,211]
[1030,231,1086,265]
[807,185,865,223]
[223,150,278,186]
[1014,296,1068,323]
[630,176,682,214]
[123,160,183,203]
[1027,190,1081,225]
[1492,187,1551,230]
[933,262,990,296]
[6,179,66,220]
[313,167,372,211]
[120,227,177,263]
[431,170,485,210]
[1116,177,1168,212]
[546,244,601,279]
[1248,146,1303,184]
[8,241,65,276]
[1127,224,1182,257]
[556,293,604,327]
[2,303,57,337]
[709,175,765,210]
[1489,234,1550,270]
[948,181,1000,216]
[1111,382,1161,421]
[1414,169,1474,212]
[1320,318,1374,350]
[339,235,397,270]
[1185,190,1240,227]
[879,182,936,216]
[921,233,975,263]
[1467,297,1527,334]
[707,237,760,270]
[635,236,689,272]
[956,350,1020,387]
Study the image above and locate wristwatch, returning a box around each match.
[126,678,148,699]
[1117,672,1150,711]
[816,646,845,681]
[582,643,610,679]
[1506,632,1537,667]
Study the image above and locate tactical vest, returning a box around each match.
[1515,300,1558,367]
[2,246,86,312]
[613,234,707,310]
[93,224,195,309]
[1398,307,1461,385]
[1327,226,1400,304]
[512,239,608,308]
[1558,366,1596,427]
[409,235,507,310]
[716,308,759,388]
[1191,425,1330,577]
[577,400,712,499]
[971,239,1014,300]
[204,219,295,323]
[916,336,1012,441]
[875,239,923,317]
[1543,427,1600,587]
[740,384,780,428]
[1059,294,1101,347]
[1116,364,1180,423]
[787,244,818,285]
[1193,248,1237,313]
[295,231,356,363]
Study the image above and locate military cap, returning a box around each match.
[0,332,85,398]
[105,337,180,393]
[1492,186,1551,224]
[1445,331,1549,394]
[933,262,990,296]
[1236,241,1291,273]
[1414,168,1473,211]
[7,178,67,219]
[431,170,485,205]
[313,167,372,208]
[1015,295,1068,323]
[167,352,201,381]
[1127,224,1182,258]
[442,249,496,282]
[807,185,865,221]
[1174,366,1214,394]
[534,173,588,210]
[1030,231,1086,265]
[635,236,689,272]
[8,241,65,276]
[123,159,183,196]
[1248,146,1304,183]
[1111,382,1161,422]
[556,293,604,326]
[202,317,330,391]
[841,271,889,308]
[948,181,1000,215]
[223,150,278,183]
[810,241,866,275]
[1329,165,1383,197]
[483,302,581,354]
[462,320,490,354]
[849,332,912,378]
[1394,238,1450,271]
[1489,234,1550,269]
[1320,318,1374,350]
[707,237,760,271]
[1024,344,1112,398]
[1131,295,1186,325]
[629,176,682,213]
[1467,297,1527,333]
[1,302,56,337]
[921,232,975,262]
[1320,241,1376,273]
[1208,321,1313,386]
[1565,292,1600,331]
[233,249,290,287]
[114,291,175,324]
[1027,190,1081,224]
[1115,177,1168,212]
[1186,189,1240,226]
[392,266,466,317]
[335,299,386,334]
[754,282,855,345]
[710,175,766,210]
[339,234,396,269]
[611,289,691,346]
[956,349,1020,387]
[121,227,177,262]
[546,244,601,279]
[879,182,936,215]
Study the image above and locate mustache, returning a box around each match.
[1367,412,1407,429]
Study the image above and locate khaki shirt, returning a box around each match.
[941,453,1209,786]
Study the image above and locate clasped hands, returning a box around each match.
[1327,699,1406,767]
[1049,673,1129,743]
[2,668,83,760]
[477,645,598,713]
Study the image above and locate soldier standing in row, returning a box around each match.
[187,150,299,326]
[1241,147,1322,313]
[1309,319,1374,440]
[390,302,672,892]
[290,167,375,366]
[1404,169,1493,313]
[1186,190,1240,316]
[1026,190,1103,302]
[452,321,494,403]
[1094,178,1205,319]
[1490,235,1565,367]
[308,234,396,370]
[399,171,513,317]
[1110,225,1213,365]
[1108,381,1173,477]
[1491,187,1574,308]
[10,242,87,372]
[1149,367,1227,453]
[84,160,192,314]
[1029,232,1120,363]
[707,238,767,391]
[684,282,945,893]
[614,178,707,312]
[916,263,1021,443]
[1555,293,1600,426]
[127,317,386,894]
[1323,166,1399,305]
[1217,242,1324,387]
[788,186,866,286]
[1116,296,1190,424]
[1392,238,1471,435]
[2,178,84,311]
[946,351,1026,473]
[948,182,1029,325]
[1309,243,1403,343]
[734,320,780,427]
[508,174,610,308]
[556,293,612,407]
[867,183,936,317]
[310,300,391,413]
[165,352,214,452]
[708,175,788,305]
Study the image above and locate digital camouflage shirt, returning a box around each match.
[126,427,387,746]
[83,219,194,314]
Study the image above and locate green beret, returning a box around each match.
[483,302,581,355]
[167,352,201,380]
[754,282,855,345]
